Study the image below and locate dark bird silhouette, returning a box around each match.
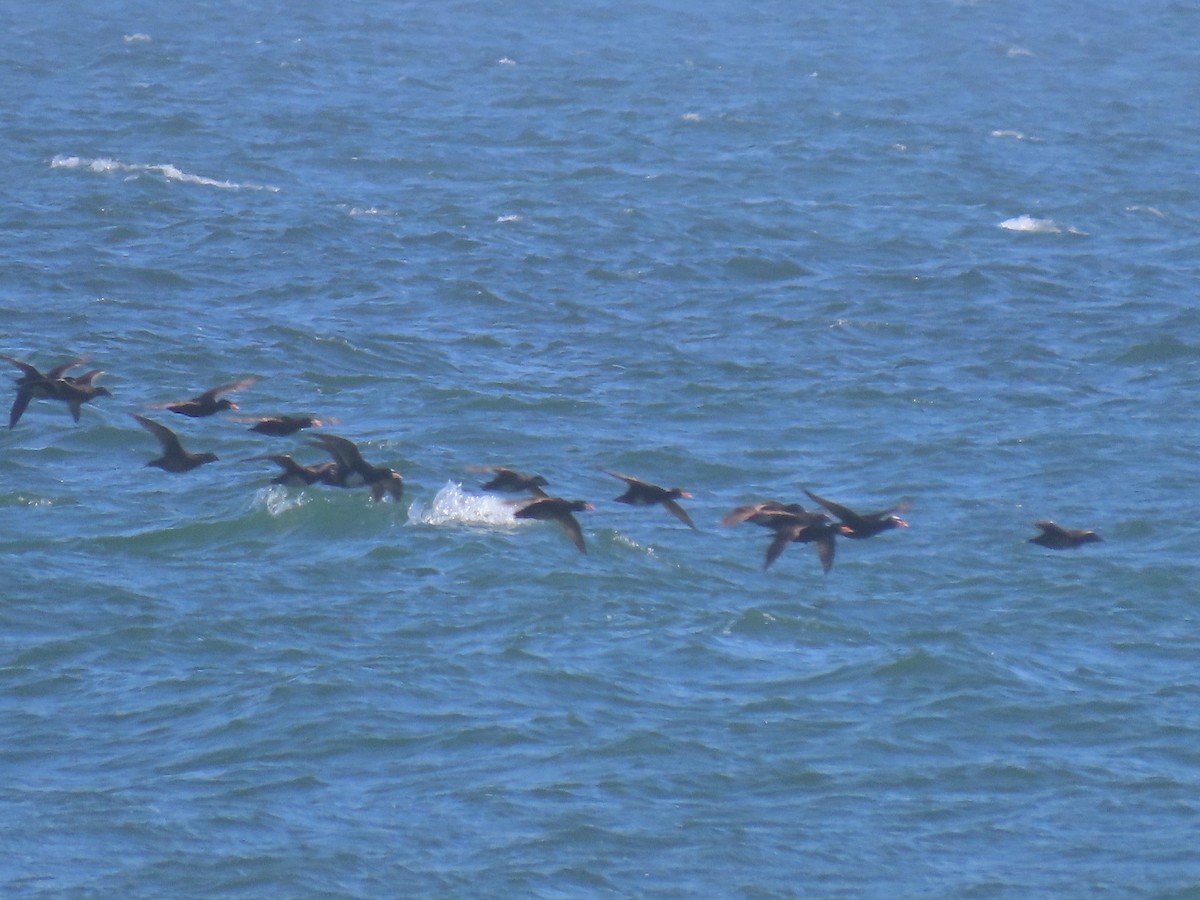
[132,414,218,473]
[513,496,593,553]
[803,489,909,539]
[247,454,337,486]
[36,370,112,423]
[724,500,837,572]
[765,518,840,573]
[248,415,322,437]
[1029,521,1103,549]
[309,433,403,501]
[605,470,695,529]
[471,466,550,497]
[1,354,102,427]
[163,377,258,418]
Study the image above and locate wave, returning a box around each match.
[49,155,280,192]
[411,481,526,528]
[998,214,1087,236]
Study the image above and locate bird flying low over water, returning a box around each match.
[247,415,323,437]
[470,466,550,497]
[1029,521,1103,549]
[724,500,838,572]
[605,470,695,529]
[803,489,909,539]
[309,433,404,501]
[514,495,593,553]
[1,354,110,426]
[132,414,218,473]
[246,454,337,486]
[160,377,259,418]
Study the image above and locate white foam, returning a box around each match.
[253,485,309,517]
[50,155,280,192]
[999,214,1061,234]
[124,33,152,43]
[412,481,525,528]
[990,129,1027,140]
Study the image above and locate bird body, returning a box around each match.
[514,496,593,553]
[803,489,909,539]
[473,466,549,496]
[606,470,695,529]
[164,377,258,418]
[249,415,321,437]
[132,414,218,473]
[309,433,403,501]
[1029,521,1103,549]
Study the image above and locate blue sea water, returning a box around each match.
[3,0,1200,895]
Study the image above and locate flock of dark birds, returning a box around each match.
[3,352,1104,568]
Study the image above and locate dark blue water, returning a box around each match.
[3,0,1199,895]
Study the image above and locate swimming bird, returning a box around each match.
[803,489,909,539]
[247,454,337,486]
[513,496,593,553]
[1,353,94,427]
[471,466,550,496]
[605,470,695,529]
[132,414,218,473]
[724,500,837,572]
[248,415,322,437]
[162,377,259,418]
[309,433,403,501]
[1029,521,1103,549]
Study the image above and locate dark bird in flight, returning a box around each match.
[803,489,909,539]
[132,414,218,473]
[514,496,593,553]
[247,454,337,486]
[724,500,837,572]
[605,470,695,529]
[471,466,550,496]
[309,433,404,501]
[2,354,109,427]
[248,415,322,437]
[162,377,259,418]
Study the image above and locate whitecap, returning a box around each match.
[49,155,280,192]
[496,214,522,223]
[413,481,525,528]
[999,214,1061,234]
[252,485,309,517]
[124,33,152,43]
[498,57,517,65]
[680,112,702,122]
[990,129,1027,140]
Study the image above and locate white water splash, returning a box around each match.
[252,485,310,517]
[50,155,280,192]
[412,481,526,528]
[999,214,1061,234]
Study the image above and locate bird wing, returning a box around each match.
[198,376,259,401]
[803,489,866,527]
[133,414,186,455]
[310,434,370,471]
[557,511,586,553]
[604,470,641,487]
[764,525,802,570]
[815,532,837,574]
[662,498,696,529]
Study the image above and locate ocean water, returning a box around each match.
[3,0,1200,895]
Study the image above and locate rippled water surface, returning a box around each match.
[3,0,1200,895]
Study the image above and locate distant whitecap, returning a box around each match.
[498,57,516,65]
[496,214,522,223]
[990,129,1027,140]
[124,33,152,43]
[680,112,702,122]
[999,214,1061,234]
[50,155,280,192]
[413,481,524,528]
